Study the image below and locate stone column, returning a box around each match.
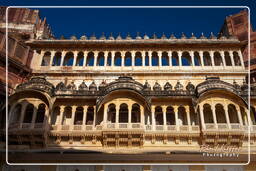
[199,104,206,130]
[142,51,146,66]
[199,51,204,67]
[168,51,172,66]
[19,102,27,128]
[211,105,218,129]
[151,105,156,130]
[71,106,76,126]
[131,51,135,67]
[220,51,226,68]
[174,105,179,131]
[224,104,231,129]
[30,103,38,128]
[210,51,215,67]
[104,51,108,67]
[93,106,96,128]
[235,105,243,126]
[116,104,120,128]
[162,106,167,130]
[148,51,152,66]
[111,51,115,66]
[238,50,245,68]
[128,104,132,128]
[59,105,65,125]
[158,51,162,66]
[178,51,182,67]
[60,51,66,66]
[140,106,145,126]
[121,51,125,67]
[229,51,235,67]
[94,51,98,67]
[49,51,55,66]
[83,106,88,125]
[72,51,78,66]
[189,51,195,67]
[83,51,88,66]
[185,106,191,129]
[103,104,108,126]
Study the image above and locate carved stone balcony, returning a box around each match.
[203,123,247,134]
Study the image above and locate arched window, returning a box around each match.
[97,52,105,66]
[51,106,60,125]
[216,104,226,123]
[178,106,187,125]
[172,51,179,66]
[132,103,140,123]
[224,51,232,66]
[181,51,191,66]
[162,52,169,66]
[86,106,94,125]
[203,52,212,66]
[213,52,222,66]
[76,52,84,66]
[52,52,62,66]
[124,52,132,66]
[228,104,239,123]
[107,52,112,66]
[114,52,122,66]
[119,103,128,123]
[203,104,213,123]
[74,107,83,125]
[145,52,149,66]
[152,52,159,66]
[233,52,241,66]
[11,104,21,124]
[194,51,201,66]
[23,103,34,123]
[35,103,45,123]
[86,52,94,66]
[108,104,116,123]
[155,106,163,125]
[41,51,51,66]
[63,52,74,66]
[135,52,142,66]
[63,106,72,125]
[240,107,248,125]
[166,106,175,125]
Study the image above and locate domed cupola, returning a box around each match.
[67,81,76,90]
[186,82,195,92]
[78,81,88,90]
[89,81,97,91]
[175,81,183,91]
[99,80,107,91]
[55,81,66,91]
[143,81,151,91]
[164,82,172,91]
[153,82,161,91]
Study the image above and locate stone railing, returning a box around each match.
[204,123,245,131]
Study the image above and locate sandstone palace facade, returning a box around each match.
[1,7,256,171]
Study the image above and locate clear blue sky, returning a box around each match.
[2,0,255,39]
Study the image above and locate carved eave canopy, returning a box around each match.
[26,39,242,49]
[15,76,55,96]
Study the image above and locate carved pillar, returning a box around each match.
[151,105,156,130]
[111,51,115,66]
[229,51,235,67]
[168,51,172,66]
[128,104,132,128]
[103,104,108,124]
[142,51,146,66]
[49,51,55,66]
[93,106,96,127]
[116,104,120,128]
[158,51,162,66]
[238,50,245,68]
[104,51,108,67]
[140,106,145,126]
[121,51,125,67]
[178,51,182,67]
[131,51,135,67]
[189,51,195,67]
[235,105,243,126]
[199,51,204,67]
[209,51,215,66]
[199,104,206,130]
[211,104,218,129]
[30,103,38,128]
[148,51,152,66]
[220,51,226,68]
[93,51,98,67]
[162,106,167,130]
[19,102,27,128]
[60,51,66,66]
[59,105,65,125]
[224,104,231,129]
[185,106,191,126]
[72,51,78,66]
[174,105,179,131]
[83,106,88,125]
[71,106,76,125]
[83,51,88,66]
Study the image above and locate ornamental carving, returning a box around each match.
[175,81,183,91]
[153,82,161,91]
[164,82,172,91]
[78,81,88,90]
